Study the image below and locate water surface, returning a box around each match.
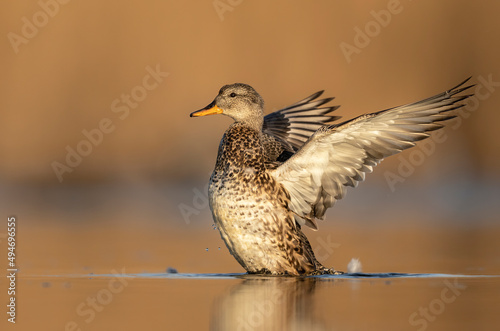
[16,272,500,330]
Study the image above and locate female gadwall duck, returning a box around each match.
[190,78,472,275]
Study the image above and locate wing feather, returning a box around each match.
[270,78,474,229]
[262,91,341,154]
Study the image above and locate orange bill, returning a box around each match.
[190,102,223,117]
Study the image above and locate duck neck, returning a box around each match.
[216,122,266,174]
[238,116,263,133]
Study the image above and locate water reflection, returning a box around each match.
[210,276,328,330]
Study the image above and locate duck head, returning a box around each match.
[190,83,264,131]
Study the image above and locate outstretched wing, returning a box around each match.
[270,78,474,230]
[262,91,341,159]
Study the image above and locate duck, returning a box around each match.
[190,79,473,275]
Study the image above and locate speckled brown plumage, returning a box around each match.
[208,121,329,275]
[190,80,473,276]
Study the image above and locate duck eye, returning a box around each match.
[230,92,236,98]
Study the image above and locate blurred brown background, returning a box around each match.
[1,0,499,184]
[1,0,499,273]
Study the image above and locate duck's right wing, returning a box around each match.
[270,78,474,230]
[262,91,341,154]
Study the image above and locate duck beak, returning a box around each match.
[190,101,223,117]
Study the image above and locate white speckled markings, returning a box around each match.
[6,216,17,324]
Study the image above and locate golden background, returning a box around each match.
[2,0,499,184]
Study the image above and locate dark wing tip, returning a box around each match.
[448,76,475,95]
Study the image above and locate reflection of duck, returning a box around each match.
[191,79,473,275]
[210,277,323,330]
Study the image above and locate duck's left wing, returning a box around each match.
[269,78,474,230]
